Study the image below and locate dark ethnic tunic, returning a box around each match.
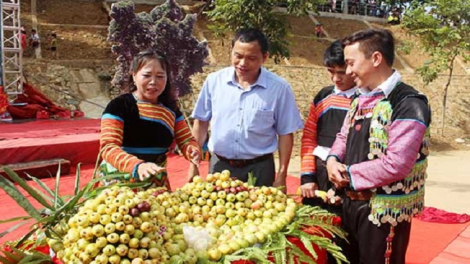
[300,85,356,184]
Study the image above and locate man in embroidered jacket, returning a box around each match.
[300,40,357,214]
[326,29,431,264]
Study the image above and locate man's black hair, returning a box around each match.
[232,28,269,55]
[323,40,346,68]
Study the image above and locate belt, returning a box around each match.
[345,190,373,201]
[215,153,273,168]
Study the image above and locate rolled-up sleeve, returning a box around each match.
[275,83,304,135]
[192,78,212,122]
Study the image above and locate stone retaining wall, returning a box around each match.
[25,61,470,155]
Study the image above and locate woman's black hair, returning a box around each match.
[128,50,178,112]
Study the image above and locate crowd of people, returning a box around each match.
[98,27,431,264]
[322,0,403,22]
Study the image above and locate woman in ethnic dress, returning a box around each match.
[99,50,201,190]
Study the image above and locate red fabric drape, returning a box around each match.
[7,83,83,119]
[0,86,8,115]
[416,207,470,223]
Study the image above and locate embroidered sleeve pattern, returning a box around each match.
[300,102,318,178]
[100,114,144,173]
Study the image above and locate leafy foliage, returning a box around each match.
[218,206,347,264]
[108,0,209,96]
[1,165,347,263]
[0,165,146,250]
[402,0,470,133]
[0,245,52,264]
[206,0,325,63]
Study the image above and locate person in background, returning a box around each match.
[30,29,41,59]
[189,28,304,190]
[50,32,57,59]
[20,27,27,52]
[327,29,431,264]
[300,40,357,214]
[99,50,201,190]
[315,23,324,38]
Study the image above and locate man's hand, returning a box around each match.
[186,145,201,166]
[326,188,342,205]
[273,171,287,193]
[300,182,319,198]
[326,158,350,188]
[137,162,165,181]
[187,163,200,182]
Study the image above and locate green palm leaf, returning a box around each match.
[0,176,41,220]
[2,167,53,210]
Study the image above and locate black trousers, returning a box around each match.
[342,197,412,264]
[209,154,275,186]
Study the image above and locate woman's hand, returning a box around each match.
[137,162,165,181]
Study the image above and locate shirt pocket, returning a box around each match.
[247,109,275,135]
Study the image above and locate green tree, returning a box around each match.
[206,0,326,63]
[401,0,470,134]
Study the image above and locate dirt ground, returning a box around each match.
[21,0,112,60]
[20,1,429,66]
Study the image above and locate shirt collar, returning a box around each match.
[228,66,268,89]
[333,86,358,98]
[375,70,402,98]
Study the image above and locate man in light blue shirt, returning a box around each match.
[189,28,304,189]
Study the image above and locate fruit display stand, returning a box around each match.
[0,167,347,264]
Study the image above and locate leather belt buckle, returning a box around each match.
[217,153,272,168]
[229,160,246,168]
[346,190,372,201]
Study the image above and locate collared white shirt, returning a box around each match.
[359,70,402,97]
[192,66,304,159]
[334,86,358,98]
[377,70,402,98]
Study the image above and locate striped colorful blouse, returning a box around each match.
[100,93,198,178]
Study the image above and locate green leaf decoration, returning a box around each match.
[2,167,53,210]
[0,174,42,220]
[0,220,32,240]
[27,173,60,206]
[247,171,257,186]
[53,163,61,208]
[2,246,24,262]
[0,216,32,225]
[74,163,81,196]
[0,255,14,264]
